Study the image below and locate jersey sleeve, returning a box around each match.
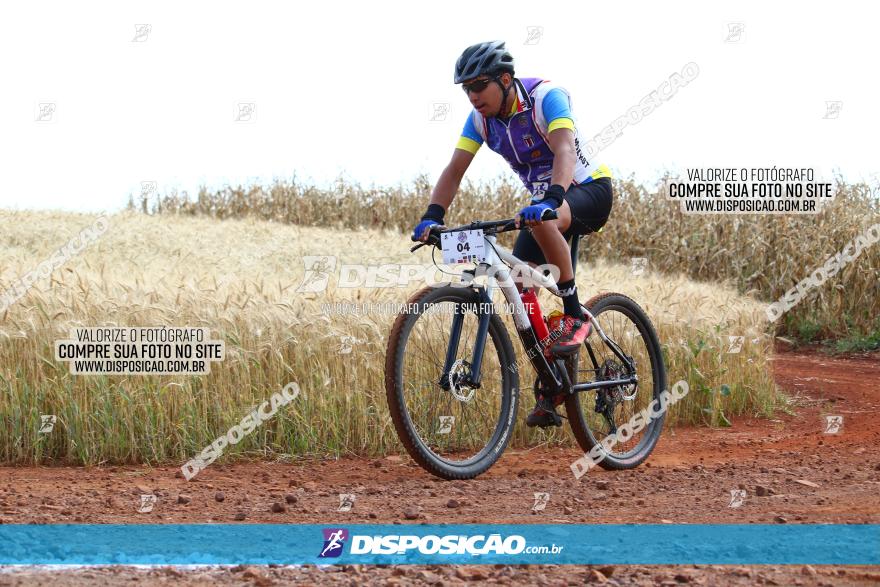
[541,87,575,133]
[455,111,484,155]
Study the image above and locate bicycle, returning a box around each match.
[384,211,667,480]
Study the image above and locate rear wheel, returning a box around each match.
[565,292,667,470]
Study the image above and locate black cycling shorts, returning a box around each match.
[512,176,613,265]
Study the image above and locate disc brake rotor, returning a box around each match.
[448,359,476,403]
[594,357,639,434]
[599,357,638,402]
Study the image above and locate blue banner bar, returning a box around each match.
[0,524,876,565]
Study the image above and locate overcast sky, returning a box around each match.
[0,1,876,212]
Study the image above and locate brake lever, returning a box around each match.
[409,228,442,252]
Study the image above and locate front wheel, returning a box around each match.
[565,292,667,470]
[385,284,520,480]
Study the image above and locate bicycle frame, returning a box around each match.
[438,232,638,399]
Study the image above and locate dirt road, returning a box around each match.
[1,348,878,585]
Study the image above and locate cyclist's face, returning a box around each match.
[463,73,510,117]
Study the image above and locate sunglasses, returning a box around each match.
[461,77,495,94]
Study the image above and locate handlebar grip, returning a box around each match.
[410,226,442,246]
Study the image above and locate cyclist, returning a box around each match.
[413,40,614,427]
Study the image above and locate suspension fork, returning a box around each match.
[438,283,493,391]
[439,282,567,393]
[437,244,570,394]
[445,283,566,394]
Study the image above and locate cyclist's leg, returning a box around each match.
[520,178,615,424]
[523,177,613,279]
[512,177,613,292]
[512,222,570,427]
[511,225,549,294]
[535,178,614,352]
[564,176,613,238]
[529,200,576,282]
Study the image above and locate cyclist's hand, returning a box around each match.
[413,219,440,242]
[515,202,554,229]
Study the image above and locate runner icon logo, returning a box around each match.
[297,256,337,293]
[137,494,157,514]
[726,336,744,354]
[338,494,356,512]
[38,415,57,434]
[319,528,349,558]
[630,257,648,276]
[728,489,746,508]
[824,415,843,434]
[532,492,550,512]
[437,415,455,434]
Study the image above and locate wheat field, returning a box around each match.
[0,210,779,465]
[134,175,880,342]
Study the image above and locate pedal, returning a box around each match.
[527,396,565,428]
[545,409,564,428]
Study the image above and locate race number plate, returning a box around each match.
[441,229,486,265]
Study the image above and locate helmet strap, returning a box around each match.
[493,75,512,119]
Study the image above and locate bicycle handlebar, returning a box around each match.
[409,209,559,252]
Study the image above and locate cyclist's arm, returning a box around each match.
[541,87,577,190]
[547,127,576,189]
[429,147,475,211]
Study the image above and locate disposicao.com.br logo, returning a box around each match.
[319,528,562,557]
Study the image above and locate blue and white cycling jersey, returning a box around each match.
[455,77,611,199]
